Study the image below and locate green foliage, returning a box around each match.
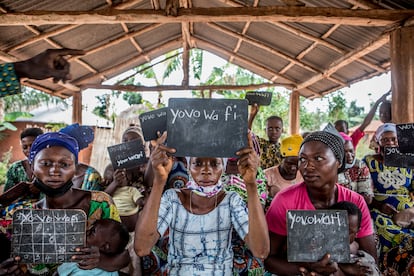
[0,148,12,185]
[3,88,65,113]
[123,92,143,105]
[327,91,347,122]
[191,49,203,80]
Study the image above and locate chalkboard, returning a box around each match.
[11,209,86,264]
[245,91,272,106]
[396,123,414,154]
[139,108,167,141]
[167,98,248,158]
[287,210,350,263]
[107,140,148,169]
[383,146,414,168]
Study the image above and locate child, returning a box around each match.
[329,201,380,276]
[58,219,129,275]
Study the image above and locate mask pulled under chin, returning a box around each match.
[34,178,73,198]
[186,180,224,198]
[345,157,357,169]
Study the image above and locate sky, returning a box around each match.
[82,51,392,116]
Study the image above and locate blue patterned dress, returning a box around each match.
[157,189,249,275]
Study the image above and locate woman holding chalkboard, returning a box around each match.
[10,132,130,275]
[362,123,414,274]
[134,132,269,275]
[265,131,377,276]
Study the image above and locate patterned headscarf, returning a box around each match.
[301,131,345,173]
[29,132,79,164]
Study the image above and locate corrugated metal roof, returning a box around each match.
[0,0,413,99]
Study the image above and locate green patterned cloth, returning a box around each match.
[0,63,21,97]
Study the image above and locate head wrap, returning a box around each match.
[123,125,145,144]
[29,132,79,164]
[280,134,303,157]
[60,123,94,150]
[339,132,352,142]
[301,131,345,173]
[375,123,396,141]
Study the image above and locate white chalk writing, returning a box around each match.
[288,212,342,229]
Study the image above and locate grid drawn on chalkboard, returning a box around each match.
[11,209,86,264]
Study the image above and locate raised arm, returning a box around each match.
[13,48,85,83]
[236,133,269,259]
[248,103,260,130]
[358,90,390,132]
[134,132,175,256]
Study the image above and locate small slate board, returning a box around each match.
[287,210,350,263]
[11,209,86,264]
[396,123,414,154]
[384,146,414,168]
[139,108,168,141]
[245,91,272,106]
[108,140,147,169]
[167,98,248,158]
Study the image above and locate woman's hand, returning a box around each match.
[71,246,100,270]
[380,203,398,216]
[0,257,25,276]
[14,48,85,83]
[150,132,176,184]
[236,132,259,186]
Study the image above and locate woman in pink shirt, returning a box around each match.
[265,131,377,275]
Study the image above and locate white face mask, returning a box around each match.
[186,180,224,198]
[345,157,356,169]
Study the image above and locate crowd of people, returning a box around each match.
[0,49,413,276]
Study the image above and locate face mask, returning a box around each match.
[345,157,356,169]
[34,178,73,198]
[186,180,224,198]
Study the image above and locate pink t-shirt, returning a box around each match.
[266,182,373,238]
[351,128,365,149]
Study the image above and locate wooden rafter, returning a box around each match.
[1,7,413,26]
[194,37,299,89]
[80,82,287,92]
[296,32,390,91]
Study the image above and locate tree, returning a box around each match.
[327,91,348,122]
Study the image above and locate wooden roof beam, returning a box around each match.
[80,82,284,92]
[271,22,387,73]
[195,37,297,88]
[1,7,413,26]
[296,32,389,91]
[56,38,183,96]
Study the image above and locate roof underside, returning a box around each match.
[1,0,414,99]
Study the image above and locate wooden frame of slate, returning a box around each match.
[107,140,147,170]
[245,91,273,106]
[11,209,86,264]
[287,210,350,263]
[167,98,248,158]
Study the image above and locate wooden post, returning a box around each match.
[72,91,82,124]
[289,90,300,135]
[390,26,414,123]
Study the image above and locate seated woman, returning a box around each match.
[362,123,414,272]
[19,131,129,275]
[135,132,269,275]
[265,131,377,276]
[337,132,373,205]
